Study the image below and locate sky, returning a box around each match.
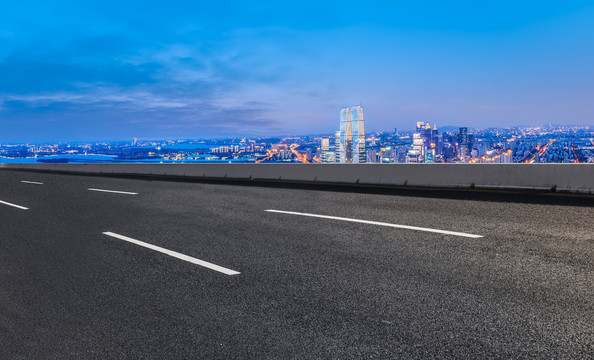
[1,1,594,142]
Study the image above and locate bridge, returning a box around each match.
[1,164,592,358]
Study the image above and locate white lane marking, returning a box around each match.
[265,209,484,239]
[102,232,240,275]
[0,200,29,210]
[88,188,138,195]
[21,180,43,185]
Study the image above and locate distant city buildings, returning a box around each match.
[362,123,592,164]
[1,109,593,164]
[405,122,439,163]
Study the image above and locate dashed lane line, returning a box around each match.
[265,209,484,238]
[102,232,240,275]
[21,180,43,185]
[88,188,138,195]
[0,200,29,210]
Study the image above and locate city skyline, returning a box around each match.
[2,122,592,164]
[1,1,594,142]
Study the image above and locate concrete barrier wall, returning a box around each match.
[1,163,593,194]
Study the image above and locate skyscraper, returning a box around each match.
[408,133,424,163]
[431,124,439,149]
[458,127,469,158]
[334,130,341,163]
[336,106,366,163]
[320,138,330,163]
[416,122,425,133]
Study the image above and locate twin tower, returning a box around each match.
[335,106,366,163]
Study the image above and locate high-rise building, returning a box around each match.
[500,149,512,163]
[458,127,469,158]
[407,133,424,163]
[320,138,330,163]
[366,147,378,163]
[431,124,439,149]
[424,122,431,142]
[334,131,341,163]
[416,122,425,133]
[336,106,366,163]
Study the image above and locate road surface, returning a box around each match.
[0,170,592,359]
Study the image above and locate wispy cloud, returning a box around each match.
[2,89,193,110]
[0,28,298,141]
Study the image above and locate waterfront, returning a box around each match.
[0,154,254,164]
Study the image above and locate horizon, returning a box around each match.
[1,122,592,146]
[2,1,594,142]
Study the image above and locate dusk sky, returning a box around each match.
[1,1,594,142]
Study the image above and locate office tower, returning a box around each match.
[352,106,366,163]
[431,124,439,148]
[407,133,424,163]
[501,150,512,163]
[424,122,431,142]
[321,138,330,163]
[478,142,488,156]
[458,127,469,158]
[396,147,405,163]
[305,148,313,162]
[459,127,468,143]
[337,106,366,163]
[381,146,394,163]
[416,122,425,133]
[426,124,435,163]
[367,147,378,163]
[426,148,435,163]
[334,131,341,163]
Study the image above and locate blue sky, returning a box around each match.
[1,1,594,142]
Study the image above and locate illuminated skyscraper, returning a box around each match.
[431,124,439,149]
[458,127,469,158]
[320,138,330,163]
[408,133,424,163]
[336,106,366,163]
[416,121,425,133]
[334,130,341,163]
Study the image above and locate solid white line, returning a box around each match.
[0,200,29,210]
[88,188,138,195]
[102,232,240,275]
[21,180,43,185]
[265,209,484,238]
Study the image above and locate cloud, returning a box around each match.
[0,54,161,94]
[0,15,348,142]
[0,80,285,141]
[2,89,192,110]
[0,27,300,142]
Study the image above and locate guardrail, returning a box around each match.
[1,163,593,194]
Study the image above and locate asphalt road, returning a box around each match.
[0,170,592,359]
